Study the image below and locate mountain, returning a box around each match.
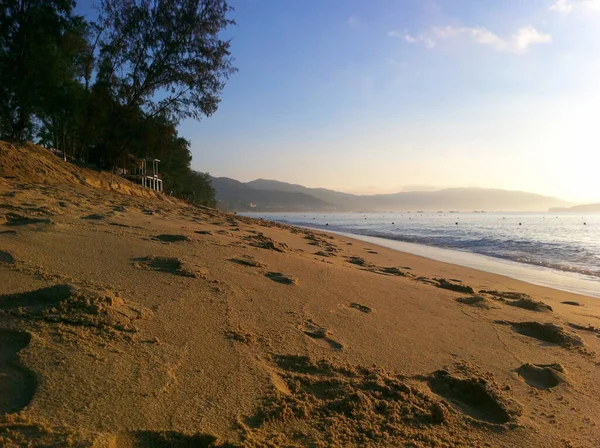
[210,177,334,211]
[549,203,600,213]
[211,177,571,212]
[246,179,358,209]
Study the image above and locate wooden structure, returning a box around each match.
[136,158,163,192]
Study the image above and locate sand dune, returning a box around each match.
[1,144,600,447]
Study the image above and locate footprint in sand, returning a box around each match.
[378,267,409,277]
[246,233,288,252]
[109,223,131,228]
[133,256,197,278]
[229,256,264,268]
[346,256,371,267]
[265,272,297,285]
[456,295,492,309]
[481,291,552,312]
[1,213,52,227]
[507,297,553,312]
[0,330,36,413]
[154,234,191,243]
[517,363,567,390]
[349,303,372,314]
[102,431,223,448]
[299,320,343,350]
[433,278,474,294]
[0,285,149,332]
[480,290,530,301]
[81,213,106,220]
[427,370,521,425]
[0,250,15,264]
[499,321,584,347]
[561,301,581,306]
[314,251,335,258]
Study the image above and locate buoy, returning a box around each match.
[519,223,522,226]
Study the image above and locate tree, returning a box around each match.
[78,0,236,169]
[96,0,236,121]
[179,171,216,207]
[37,19,90,157]
[0,0,232,208]
[0,0,83,140]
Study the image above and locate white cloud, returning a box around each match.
[550,0,600,14]
[397,31,436,48]
[391,25,551,54]
[550,0,573,13]
[432,26,505,48]
[513,26,552,51]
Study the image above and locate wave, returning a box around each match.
[303,223,600,280]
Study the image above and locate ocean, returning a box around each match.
[242,212,600,298]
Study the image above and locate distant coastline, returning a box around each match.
[549,204,600,213]
[213,176,572,213]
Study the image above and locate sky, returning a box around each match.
[81,1,600,203]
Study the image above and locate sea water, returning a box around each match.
[243,212,600,298]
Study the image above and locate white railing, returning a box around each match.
[142,175,163,192]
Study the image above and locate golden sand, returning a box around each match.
[1,143,599,447]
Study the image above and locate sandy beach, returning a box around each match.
[1,144,600,447]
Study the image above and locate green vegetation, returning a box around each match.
[0,0,236,206]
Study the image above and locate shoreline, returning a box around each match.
[327,230,600,299]
[244,214,600,299]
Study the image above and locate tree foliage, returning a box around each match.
[0,0,235,205]
[0,0,83,140]
[97,0,235,120]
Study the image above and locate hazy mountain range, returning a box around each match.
[549,204,600,213]
[210,177,572,212]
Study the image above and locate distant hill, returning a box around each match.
[211,177,571,212]
[549,204,600,213]
[246,179,358,210]
[211,177,334,212]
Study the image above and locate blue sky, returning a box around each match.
[79,1,600,202]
